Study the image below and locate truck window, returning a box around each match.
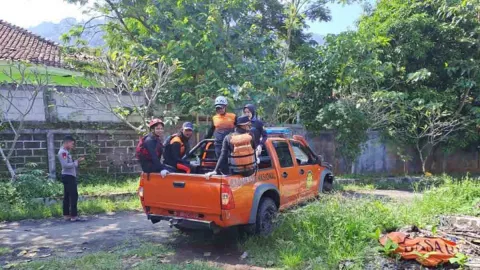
[272,141,294,168]
[258,147,272,169]
[291,141,314,166]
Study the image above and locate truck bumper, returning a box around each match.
[147,214,221,232]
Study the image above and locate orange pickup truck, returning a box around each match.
[137,128,334,235]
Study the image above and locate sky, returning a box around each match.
[0,0,367,35]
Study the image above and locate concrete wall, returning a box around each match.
[0,84,143,123]
[0,89,46,121]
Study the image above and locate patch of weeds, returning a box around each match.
[243,176,480,269]
[78,177,139,196]
[0,246,12,256]
[16,252,122,270]
[410,176,480,217]
[0,196,141,222]
[123,242,171,258]
[280,251,303,268]
[338,183,376,191]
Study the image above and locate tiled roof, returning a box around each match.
[0,20,62,67]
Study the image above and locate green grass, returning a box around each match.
[0,196,141,221]
[78,178,139,196]
[14,243,219,270]
[243,176,480,269]
[335,174,449,192]
[0,247,12,256]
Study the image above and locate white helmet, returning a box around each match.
[214,96,228,107]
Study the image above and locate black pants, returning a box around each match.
[62,174,78,217]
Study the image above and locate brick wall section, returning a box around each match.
[0,123,188,176]
[1,133,48,171]
[52,133,141,174]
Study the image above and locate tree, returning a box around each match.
[59,53,178,134]
[0,63,51,180]
[63,0,362,125]
[302,0,480,173]
[63,0,285,120]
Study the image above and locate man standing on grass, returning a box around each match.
[57,135,85,222]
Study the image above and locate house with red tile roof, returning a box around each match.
[0,20,63,67]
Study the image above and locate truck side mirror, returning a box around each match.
[316,155,324,165]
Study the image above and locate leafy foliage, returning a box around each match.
[63,0,356,124]
[301,0,480,173]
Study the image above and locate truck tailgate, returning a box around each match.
[142,173,222,215]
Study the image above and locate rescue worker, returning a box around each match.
[206,115,257,177]
[163,122,194,173]
[243,104,267,159]
[206,96,237,158]
[57,135,85,222]
[136,118,169,177]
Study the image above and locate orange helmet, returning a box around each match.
[148,118,164,128]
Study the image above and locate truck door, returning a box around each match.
[271,140,300,207]
[290,140,321,200]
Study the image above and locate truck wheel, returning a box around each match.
[255,197,278,236]
[322,174,333,193]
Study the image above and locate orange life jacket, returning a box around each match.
[379,232,459,267]
[213,113,236,144]
[228,133,256,174]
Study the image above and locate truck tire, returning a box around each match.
[322,174,333,193]
[255,197,278,236]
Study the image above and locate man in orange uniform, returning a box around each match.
[164,122,194,173]
[206,96,237,158]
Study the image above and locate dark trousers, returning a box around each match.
[62,174,78,217]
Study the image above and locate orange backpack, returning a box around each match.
[380,232,458,267]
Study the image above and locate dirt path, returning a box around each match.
[0,211,260,269]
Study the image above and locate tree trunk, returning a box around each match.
[0,146,16,180]
[421,159,427,175]
[416,143,426,174]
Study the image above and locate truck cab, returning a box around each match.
[138,127,334,235]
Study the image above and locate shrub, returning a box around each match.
[14,164,62,199]
[0,181,20,205]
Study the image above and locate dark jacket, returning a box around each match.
[140,133,164,173]
[164,133,191,168]
[244,104,267,147]
[214,127,256,175]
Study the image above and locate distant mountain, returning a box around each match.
[311,34,325,45]
[29,17,105,47]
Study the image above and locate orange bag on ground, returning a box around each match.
[379,232,458,267]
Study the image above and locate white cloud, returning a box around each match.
[0,0,92,28]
